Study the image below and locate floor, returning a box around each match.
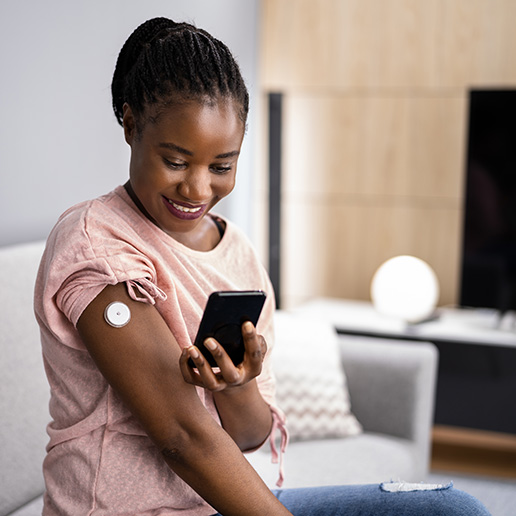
[430,426,516,516]
[427,471,516,516]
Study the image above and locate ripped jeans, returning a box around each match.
[212,481,491,515]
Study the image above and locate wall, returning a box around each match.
[0,0,259,247]
[259,0,516,308]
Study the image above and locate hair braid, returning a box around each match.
[111,17,249,129]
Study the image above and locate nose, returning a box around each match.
[179,167,212,202]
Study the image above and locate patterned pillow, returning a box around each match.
[272,310,362,441]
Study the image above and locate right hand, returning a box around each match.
[179,321,267,392]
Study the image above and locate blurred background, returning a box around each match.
[2,0,515,312]
[258,0,516,310]
[0,0,260,247]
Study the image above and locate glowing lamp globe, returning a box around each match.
[371,256,440,323]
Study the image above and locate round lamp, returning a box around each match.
[371,255,440,323]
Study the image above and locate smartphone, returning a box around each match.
[192,290,267,368]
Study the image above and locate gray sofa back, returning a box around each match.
[0,241,48,515]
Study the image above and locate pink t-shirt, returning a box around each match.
[34,186,285,516]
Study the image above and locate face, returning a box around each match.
[123,98,245,245]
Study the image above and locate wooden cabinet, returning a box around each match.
[280,94,465,306]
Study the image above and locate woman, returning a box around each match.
[35,17,490,516]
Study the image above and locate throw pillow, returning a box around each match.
[272,310,362,441]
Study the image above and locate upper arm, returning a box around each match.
[76,282,210,447]
[76,283,291,515]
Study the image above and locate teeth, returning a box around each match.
[168,199,202,213]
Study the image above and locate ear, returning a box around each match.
[122,103,136,145]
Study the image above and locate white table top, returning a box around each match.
[293,298,516,349]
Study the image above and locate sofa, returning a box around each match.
[0,240,438,515]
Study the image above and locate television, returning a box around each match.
[460,89,516,314]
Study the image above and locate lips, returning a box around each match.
[162,196,207,220]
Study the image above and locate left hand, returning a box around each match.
[179,321,267,392]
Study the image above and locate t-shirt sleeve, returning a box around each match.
[42,203,165,329]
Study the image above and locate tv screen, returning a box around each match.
[460,90,516,313]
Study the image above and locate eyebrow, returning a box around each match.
[158,142,193,156]
[158,142,240,159]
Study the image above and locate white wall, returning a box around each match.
[0,0,259,247]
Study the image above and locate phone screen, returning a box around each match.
[193,290,266,367]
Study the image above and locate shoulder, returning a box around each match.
[39,185,156,290]
[36,188,160,328]
[47,187,147,254]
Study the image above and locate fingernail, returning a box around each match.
[243,321,253,334]
[204,338,217,351]
[189,346,199,359]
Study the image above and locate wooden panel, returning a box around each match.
[283,94,410,197]
[283,95,362,197]
[281,199,462,309]
[283,93,467,199]
[407,95,468,199]
[279,92,465,308]
[348,203,415,298]
[359,97,412,196]
[440,0,516,87]
[406,204,462,304]
[280,199,338,308]
[261,0,441,89]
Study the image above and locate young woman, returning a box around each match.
[35,17,491,516]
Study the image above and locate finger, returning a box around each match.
[179,346,203,386]
[242,322,267,372]
[203,338,242,385]
[189,343,229,391]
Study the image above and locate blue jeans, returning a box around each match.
[212,482,491,515]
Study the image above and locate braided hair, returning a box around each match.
[111,17,249,131]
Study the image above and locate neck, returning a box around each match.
[124,181,158,227]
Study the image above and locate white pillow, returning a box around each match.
[272,310,362,441]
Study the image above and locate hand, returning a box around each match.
[179,321,267,392]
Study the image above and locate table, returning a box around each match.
[294,298,516,435]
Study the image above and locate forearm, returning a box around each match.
[159,411,290,516]
[213,379,273,451]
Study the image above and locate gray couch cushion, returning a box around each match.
[247,433,418,489]
[0,242,48,516]
[7,496,44,516]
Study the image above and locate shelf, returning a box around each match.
[431,425,516,479]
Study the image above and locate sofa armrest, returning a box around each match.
[338,335,438,472]
[0,241,48,516]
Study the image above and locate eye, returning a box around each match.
[211,164,233,175]
[163,158,187,170]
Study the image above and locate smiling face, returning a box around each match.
[123,98,245,249]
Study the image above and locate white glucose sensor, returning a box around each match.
[104,301,131,328]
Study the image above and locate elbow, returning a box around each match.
[160,443,187,467]
[155,421,206,469]
[232,421,272,452]
[156,427,188,468]
[230,419,273,453]
[155,418,223,469]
